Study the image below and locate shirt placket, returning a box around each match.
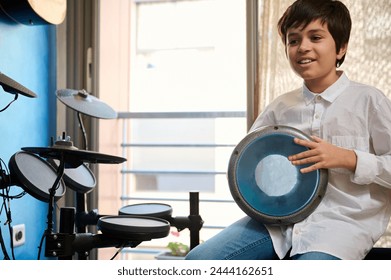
[311,95,323,137]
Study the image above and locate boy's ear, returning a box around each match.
[337,43,348,59]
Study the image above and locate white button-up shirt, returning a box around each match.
[250,72,391,259]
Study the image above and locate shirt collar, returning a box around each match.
[303,71,350,105]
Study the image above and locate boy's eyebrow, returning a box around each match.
[287,28,327,37]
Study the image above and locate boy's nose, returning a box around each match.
[298,40,312,53]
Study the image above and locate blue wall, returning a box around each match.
[0,15,57,259]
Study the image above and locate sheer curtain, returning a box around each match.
[256,0,391,247]
[257,0,301,113]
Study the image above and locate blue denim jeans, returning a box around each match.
[185,216,340,260]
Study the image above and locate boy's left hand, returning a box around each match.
[288,135,357,173]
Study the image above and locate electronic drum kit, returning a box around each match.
[1,79,204,260]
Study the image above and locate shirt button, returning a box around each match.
[316,95,322,101]
[294,229,300,234]
[314,114,320,119]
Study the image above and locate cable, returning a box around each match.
[0,191,26,199]
[0,157,11,259]
[3,198,15,260]
[36,230,46,260]
[110,244,125,260]
[37,200,59,260]
[0,191,11,260]
[0,158,16,260]
[0,226,10,260]
[0,158,25,199]
[0,93,18,112]
[0,157,25,260]
[4,196,15,260]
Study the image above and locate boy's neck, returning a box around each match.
[304,71,343,94]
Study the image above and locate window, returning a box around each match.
[128,0,246,193]
[117,0,247,259]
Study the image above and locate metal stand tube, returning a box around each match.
[57,207,76,260]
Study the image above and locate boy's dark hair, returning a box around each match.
[277,0,351,67]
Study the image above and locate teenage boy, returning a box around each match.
[185,0,391,260]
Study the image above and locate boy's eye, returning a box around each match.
[288,39,299,45]
[311,35,322,41]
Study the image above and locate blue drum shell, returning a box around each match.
[228,125,328,225]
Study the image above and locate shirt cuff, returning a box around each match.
[351,149,378,185]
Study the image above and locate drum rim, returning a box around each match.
[118,203,173,218]
[48,159,96,194]
[228,125,328,225]
[97,215,170,241]
[9,151,66,202]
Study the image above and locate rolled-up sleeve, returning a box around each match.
[351,97,391,189]
[351,150,391,188]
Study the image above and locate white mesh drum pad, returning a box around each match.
[9,151,66,202]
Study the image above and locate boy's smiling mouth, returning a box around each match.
[298,58,315,64]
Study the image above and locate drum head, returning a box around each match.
[228,125,328,225]
[49,159,96,193]
[118,203,173,219]
[8,151,66,202]
[97,216,170,241]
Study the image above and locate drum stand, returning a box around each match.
[74,112,98,259]
[49,190,204,260]
[43,154,65,249]
[45,207,144,260]
[75,191,204,256]
[41,137,158,260]
[167,192,204,250]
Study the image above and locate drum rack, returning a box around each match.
[45,192,204,260]
[45,207,148,259]
[1,88,205,260]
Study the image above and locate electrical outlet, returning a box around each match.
[12,224,25,247]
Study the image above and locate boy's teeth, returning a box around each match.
[300,59,312,64]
